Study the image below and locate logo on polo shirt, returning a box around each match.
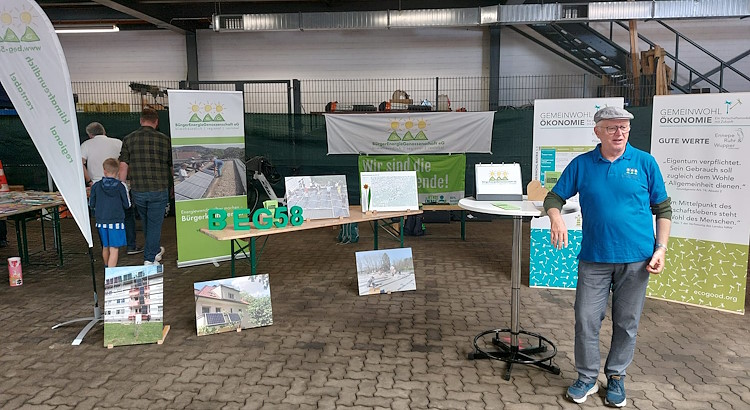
[626,168,638,176]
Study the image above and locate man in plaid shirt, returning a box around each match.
[118,108,173,265]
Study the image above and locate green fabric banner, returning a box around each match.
[358,154,465,205]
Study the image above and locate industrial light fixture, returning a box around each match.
[54,24,120,34]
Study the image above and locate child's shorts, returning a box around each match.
[96,223,126,247]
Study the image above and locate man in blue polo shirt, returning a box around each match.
[544,106,672,407]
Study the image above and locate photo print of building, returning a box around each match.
[194,274,273,337]
[173,144,247,201]
[103,265,164,347]
[285,175,350,220]
[355,248,416,296]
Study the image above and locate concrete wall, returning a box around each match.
[56,20,749,92]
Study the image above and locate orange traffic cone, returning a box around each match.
[0,160,9,192]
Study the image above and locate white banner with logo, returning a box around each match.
[648,93,749,314]
[168,90,247,267]
[0,1,92,247]
[325,112,494,154]
[529,98,624,289]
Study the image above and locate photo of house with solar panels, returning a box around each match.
[194,274,273,337]
[103,265,164,347]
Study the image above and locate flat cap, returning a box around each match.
[594,106,634,123]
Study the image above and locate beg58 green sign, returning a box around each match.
[208,206,304,230]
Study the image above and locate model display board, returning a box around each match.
[285,175,350,220]
[103,265,164,347]
[475,163,522,201]
[360,171,419,212]
[194,274,273,336]
[356,248,416,295]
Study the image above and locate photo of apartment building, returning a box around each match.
[103,265,164,346]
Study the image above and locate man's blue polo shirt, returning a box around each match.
[551,143,668,263]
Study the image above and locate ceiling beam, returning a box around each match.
[92,0,187,34]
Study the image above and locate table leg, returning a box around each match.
[250,237,256,275]
[461,210,466,241]
[54,207,63,266]
[373,220,379,250]
[21,217,29,264]
[40,212,47,251]
[14,220,23,263]
[399,217,404,248]
[231,240,236,277]
[510,216,521,350]
[468,215,560,380]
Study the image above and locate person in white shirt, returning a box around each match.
[81,122,122,185]
[81,122,142,255]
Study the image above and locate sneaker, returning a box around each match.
[605,375,627,407]
[144,260,161,266]
[127,247,143,255]
[566,379,599,404]
[154,246,165,262]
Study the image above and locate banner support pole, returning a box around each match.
[51,247,102,345]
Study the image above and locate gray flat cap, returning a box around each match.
[594,106,634,123]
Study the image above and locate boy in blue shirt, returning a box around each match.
[90,158,131,268]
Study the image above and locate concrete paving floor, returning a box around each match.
[0,216,748,409]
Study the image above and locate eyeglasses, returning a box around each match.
[600,125,631,135]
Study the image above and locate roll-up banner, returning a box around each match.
[358,154,466,205]
[530,98,624,289]
[326,112,494,154]
[0,1,92,247]
[648,93,749,314]
[168,90,246,267]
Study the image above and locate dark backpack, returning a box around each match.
[338,223,359,244]
[404,215,425,236]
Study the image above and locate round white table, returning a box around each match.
[459,197,577,380]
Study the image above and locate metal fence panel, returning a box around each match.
[69,74,660,114]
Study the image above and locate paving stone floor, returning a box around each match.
[0,216,748,409]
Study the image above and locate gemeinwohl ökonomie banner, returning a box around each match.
[649,93,749,314]
[0,1,93,247]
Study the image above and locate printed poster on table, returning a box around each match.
[529,98,624,289]
[326,112,493,154]
[168,90,246,267]
[648,93,749,314]
[358,155,465,205]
